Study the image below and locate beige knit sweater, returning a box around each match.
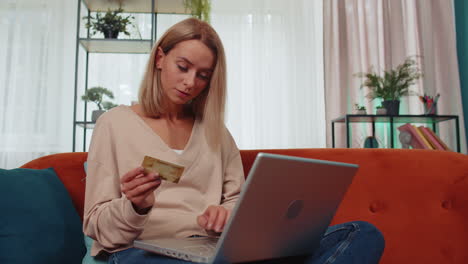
[83,106,245,256]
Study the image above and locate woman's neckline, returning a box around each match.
[123,105,199,155]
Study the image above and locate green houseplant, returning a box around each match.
[375,105,387,115]
[356,56,423,115]
[81,87,118,122]
[184,0,211,23]
[83,8,134,38]
[354,103,367,115]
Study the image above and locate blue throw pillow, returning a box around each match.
[82,161,108,264]
[0,168,86,264]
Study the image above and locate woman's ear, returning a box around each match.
[155,47,165,70]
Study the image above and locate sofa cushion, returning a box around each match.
[0,168,86,264]
[82,161,108,264]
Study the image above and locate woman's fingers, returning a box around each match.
[198,206,230,233]
[125,177,161,199]
[122,172,159,194]
[197,214,208,229]
[121,167,145,183]
[127,180,161,204]
[214,209,227,232]
[120,167,162,211]
[222,210,231,232]
[197,207,213,230]
[206,206,219,230]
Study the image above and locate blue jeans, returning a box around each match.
[108,221,384,264]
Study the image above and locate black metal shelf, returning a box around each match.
[332,114,457,124]
[331,114,460,152]
[73,0,190,152]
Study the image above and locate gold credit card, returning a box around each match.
[141,156,185,183]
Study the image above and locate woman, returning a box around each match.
[83,18,384,264]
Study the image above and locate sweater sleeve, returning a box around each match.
[220,128,245,210]
[82,114,150,253]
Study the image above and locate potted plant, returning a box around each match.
[184,0,211,23]
[356,56,423,115]
[354,103,367,115]
[81,86,118,122]
[376,105,387,115]
[83,8,134,39]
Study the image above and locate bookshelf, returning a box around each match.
[72,0,190,152]
[331,114,461,152]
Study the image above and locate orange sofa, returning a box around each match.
[21,148,468,264]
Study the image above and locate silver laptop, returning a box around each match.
[134,152,358,263]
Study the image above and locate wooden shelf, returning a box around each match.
[82,0,190,14]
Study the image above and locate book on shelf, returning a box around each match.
[418,126,452,151]
[412,125,434,149]
[418,126,445,150]
[397,123,431,149]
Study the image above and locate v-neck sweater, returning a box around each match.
[83,105,245,256]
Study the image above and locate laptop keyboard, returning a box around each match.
[182,238,218,256]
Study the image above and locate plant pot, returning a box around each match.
[363,136,379,148]
[382,100,400,115]
[376,108,387,115]
[355,110,367,115]
[91,110,106,122]
[103,30,119,39]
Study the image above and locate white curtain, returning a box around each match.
[1,0,325,168]
[82,0,326,150]
[324,0,467,153]
[213,0,325,149]
[0,0,76,168]
[85,0,326,149]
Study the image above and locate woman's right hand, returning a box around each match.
[121,167,161,214]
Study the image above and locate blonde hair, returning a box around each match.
[138,18,227,150]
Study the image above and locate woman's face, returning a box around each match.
[157,39,215,107]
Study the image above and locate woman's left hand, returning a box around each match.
[197,205,231,233]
